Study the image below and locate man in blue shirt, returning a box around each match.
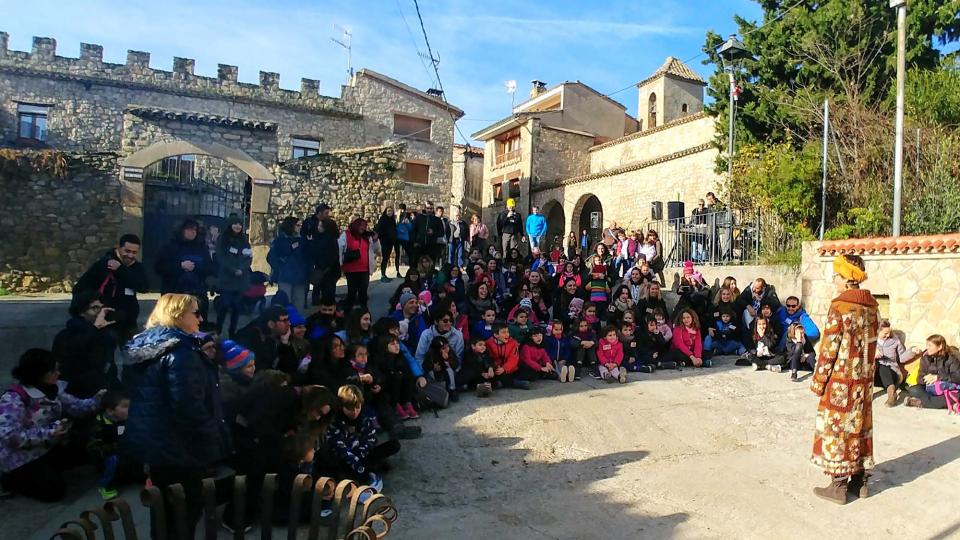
[525,205,548,249]
[774,296,820,352]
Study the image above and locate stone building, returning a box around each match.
[0,33,462,292]
[471,57,720,249]
[451,143,484,218]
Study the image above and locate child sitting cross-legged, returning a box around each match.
[545,320,575,382]
[486,323,530,390]
[315,385,400,494]
[597,325,627,383]
[638,316,673,370]
[703,308,747,357]
[518,327,558,382]
[463,336,496,397]
[741,317,785,372]
[423,335,461,402]
[620,321,650,373]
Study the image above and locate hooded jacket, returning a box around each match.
[120,326,231,469]
[155,226,213,294]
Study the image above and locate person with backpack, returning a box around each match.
[0,349,104,502]
[72,233,148,340]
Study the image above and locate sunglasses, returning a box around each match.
[786,304,799,309]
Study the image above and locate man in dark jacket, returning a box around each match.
[412,201,434,268]
[303,203,341,305]
[52,291,119,398]
[496,199,523,256]
[154,219,213,321]
[736,278,782,332]
[235,305,294,373]
[72,234,148,340]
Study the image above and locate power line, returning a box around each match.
[395,0,438,88]
[410,0,473,146]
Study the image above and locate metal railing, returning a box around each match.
[493,148,521,165]
[644,208,763,267]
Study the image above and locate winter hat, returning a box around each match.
[506,198,516,208]
[418,290,433,305]
[286,305,306,327]
[222,340,255,374]
[568,298,584,319]
[592,264,606,275]
[518,298,533,311]
[682,260,695,276]
[399,291,417,309]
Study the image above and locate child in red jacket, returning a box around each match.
[597,325,627,383]
[671,308,710,368]
[518,327,558,382]
[485,323,530,390]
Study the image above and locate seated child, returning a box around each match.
[638,316,672,370]
[608,285,635,324]
[785,322,817,382]
[620,321,650,373]
[485,323,529,390]
[571,318,599,378]
[741,317,785,372]
[508,306,534,342]
[597,325,627,383]
[87,390,141,500]
[316,385,400,491]
[654,308,673,342]
[545,320,575,383]
[471,308,497,341]
[703,309,747,357]
[518,327,558,382]
[423,336,461,402]
[463,337,496,397]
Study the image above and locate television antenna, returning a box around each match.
[505,80,517,109]
[331,24,353,80]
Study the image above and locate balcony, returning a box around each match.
[493,148,522,166]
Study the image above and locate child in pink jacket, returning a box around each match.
[518,327,557,382]
[597,325,627,383]
[671,308,710,368]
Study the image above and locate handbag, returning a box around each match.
[343,234,361,263]
[418,382,450,410]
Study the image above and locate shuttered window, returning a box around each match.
[404,162,430,184]
[393,114,432,141]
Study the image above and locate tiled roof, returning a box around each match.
[126,106,277,131]
[454,143,484,155]
[818,233,960,256]
[637,56,707,88]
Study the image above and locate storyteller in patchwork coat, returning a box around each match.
[809,254,879,504]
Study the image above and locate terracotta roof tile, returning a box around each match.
[818,233,960,256]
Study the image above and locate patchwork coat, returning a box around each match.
[810,289,879,476]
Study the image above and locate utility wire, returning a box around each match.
[395,0,438,88]
[411,0,473,146]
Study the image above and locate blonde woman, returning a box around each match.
[122,294,230,538]
[810,254,879,504]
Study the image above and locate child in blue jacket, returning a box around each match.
[544,320,574,382]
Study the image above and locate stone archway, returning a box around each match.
[541,199,565,246]
[572,193,603,250]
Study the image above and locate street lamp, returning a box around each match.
[717,35,754,185]
[890,0,907,236]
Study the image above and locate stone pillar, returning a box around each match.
[259,71,279,92]
[218,64,238,84]
[31,37,56,62]
[126,50,150,71]
[300,78,320,96]
[173,57,195,76]
[0,32,9,58]
[80,43,103,64]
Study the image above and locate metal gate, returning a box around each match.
[142,154,251,289]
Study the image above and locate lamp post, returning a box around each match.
[717,35,754,184]
[890,0,907,236]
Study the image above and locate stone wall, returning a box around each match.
[533,126,593,185]
[0,151,121,293]
[800,236,960,348]
[589,113,715,171]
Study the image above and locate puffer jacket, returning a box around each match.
[0,381,99,473]
[120,326,231,469]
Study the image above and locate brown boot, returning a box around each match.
[813,477,849,504]
[884,385,897,407]
[848,472,869,498]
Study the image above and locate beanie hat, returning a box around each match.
[518,298,533,311]
[418,290,432,305]
[592,264,606,275]
[683,260,695,276]
[399,291,417,308]
[286,305,306,327]
[222,340,254,374]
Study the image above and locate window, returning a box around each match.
[493,182,504,202]
[404,162,430,184]
[393,114,432,141]
[647,93,657,129]
[508,178,521,198]
[681,103,688,114]
[292,137,321,159]
[149,154,196,182]
[17,103,50,142]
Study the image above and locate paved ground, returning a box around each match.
[2,277,960,539]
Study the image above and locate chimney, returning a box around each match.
[529,80,547,98]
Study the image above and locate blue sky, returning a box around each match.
[1,0,762,143]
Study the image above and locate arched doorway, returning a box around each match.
[140,154,252,289]
[573,194,603,250]
[541,200,565,247]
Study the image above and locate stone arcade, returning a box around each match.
[0,33,463,293]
